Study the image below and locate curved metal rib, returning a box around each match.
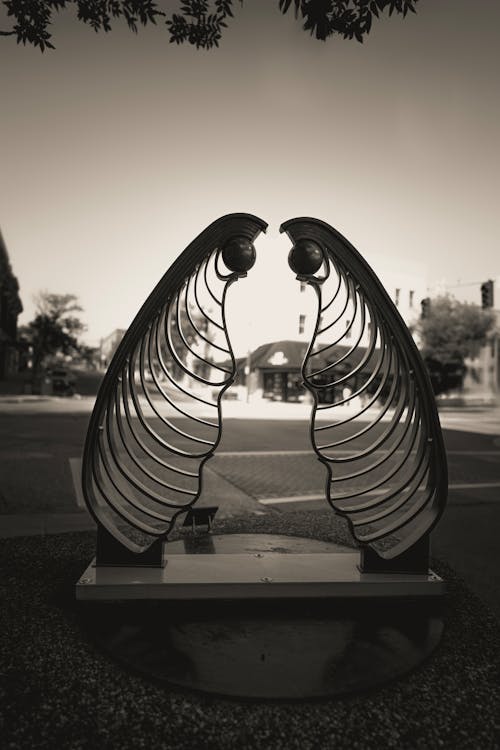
[82,214,267,552]
[281,217,448,561]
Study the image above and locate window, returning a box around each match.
[299,314,306,334]
[409,290,414,308]
[345,319,351,340]
[395,288,400,307]
[300,281,307,293]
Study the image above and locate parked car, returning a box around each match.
[48,368,77,396]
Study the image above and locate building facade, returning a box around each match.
[462,315,500,402]
[98,258,435,404]
[236,261,427,403]
[0,229,23,379]
[99,329,126,370]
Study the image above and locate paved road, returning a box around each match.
[1,399,499,615]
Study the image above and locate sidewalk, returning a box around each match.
[1,392,499,433]
[0,465,266,539]
[3,441,499,538]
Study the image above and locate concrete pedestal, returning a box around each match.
[77,534,444,698]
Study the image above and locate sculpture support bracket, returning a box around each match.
[96,526,165,568]
[360,535,430,575]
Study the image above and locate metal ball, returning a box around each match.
[221,237,256,274]
[288,239,323,275]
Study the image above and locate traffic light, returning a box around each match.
[420,297,431,319]
[480,279,494,309]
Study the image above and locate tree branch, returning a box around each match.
[0,30,16,36]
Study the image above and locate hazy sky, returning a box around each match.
[1,0,499,348]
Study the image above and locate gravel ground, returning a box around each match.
[1,511,500,750]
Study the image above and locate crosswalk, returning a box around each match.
[257,482,500,509]
[69,448,500,512]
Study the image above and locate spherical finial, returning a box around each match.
[221,236,256,274]
[288,239,323,276]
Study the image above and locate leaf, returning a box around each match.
[6,0,420,52]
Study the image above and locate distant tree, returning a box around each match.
[0,233,22,323]
[19,292,86,375]
[74,343,100,369]
[0,0,419,52]
[416,295,496,396]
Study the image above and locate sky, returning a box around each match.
[1,0,499,352]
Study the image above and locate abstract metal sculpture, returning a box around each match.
[283,217,448,573]
[81,213,267,566]
[77,215,447,698]
[77,213,446,595]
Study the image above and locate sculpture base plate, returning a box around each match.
[77,553,443,600]
[77,535,444,699]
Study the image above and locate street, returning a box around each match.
[1,398,499,616]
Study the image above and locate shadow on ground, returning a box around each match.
[1,511,499,749]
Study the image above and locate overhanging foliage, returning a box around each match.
[0,0,419,51]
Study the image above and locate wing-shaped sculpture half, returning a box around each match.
[82,214,267,562]
[281,218,447,569]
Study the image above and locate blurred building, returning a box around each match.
[464,301,499,404]
[0,229,23,379]
[462,314,500,402]
[240,340,309,403]
[99,261,430,404]
[100,329,126,369]
[234,262,426,403]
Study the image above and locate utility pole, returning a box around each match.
[245,347,252,403]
